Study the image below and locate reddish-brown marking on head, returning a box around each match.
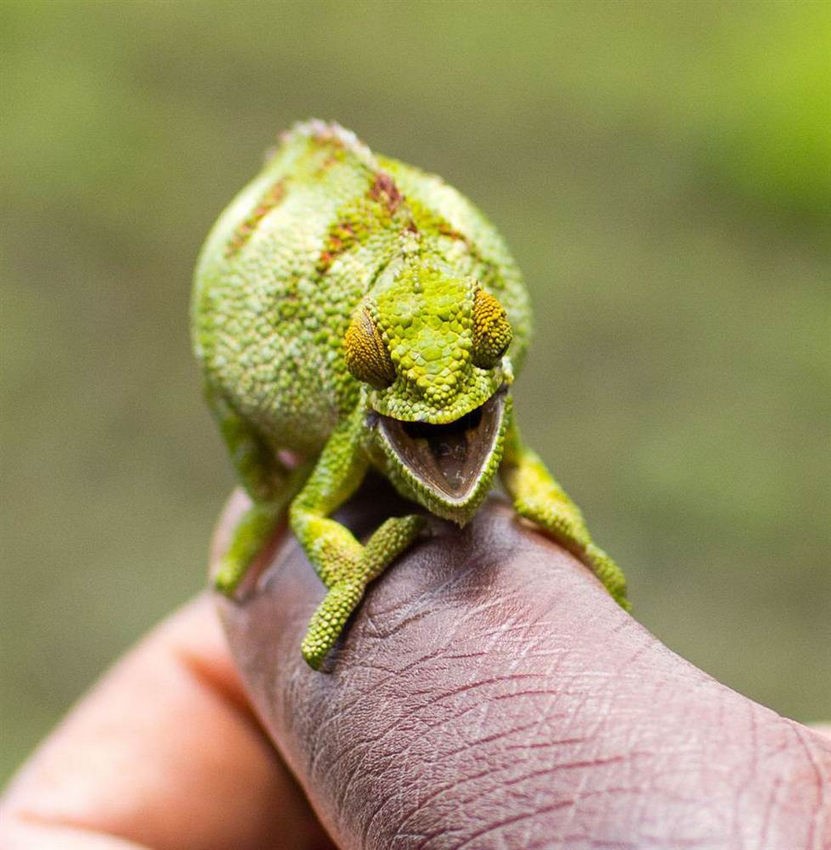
[437,219,465,242]
[315,174,405,275]
[316,220,358,274]
[314,148,348,177]
[369,172,403,215]
[225,179,286,258]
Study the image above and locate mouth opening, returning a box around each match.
[377,391,505,503]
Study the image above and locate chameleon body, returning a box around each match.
[192,120,628,669]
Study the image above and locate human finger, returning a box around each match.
[0,594,335,850]
[217,480,831,850]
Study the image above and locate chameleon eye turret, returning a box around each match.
[193,119,628,669]
[343,308,396,390]
[471,287,513,369]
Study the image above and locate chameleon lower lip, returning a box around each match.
[376,390,505,503]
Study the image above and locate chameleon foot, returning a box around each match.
[214,499,283,596]
[299,514,426,668]
[301,581,365,669]
[586,543,629,610]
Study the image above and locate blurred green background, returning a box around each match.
[2,1,829,783]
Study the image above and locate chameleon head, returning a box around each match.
[343,257,514,523]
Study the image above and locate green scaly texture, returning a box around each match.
[193,120,627,669]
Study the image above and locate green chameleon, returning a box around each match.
[192,120,628,669]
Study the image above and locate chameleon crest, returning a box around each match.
[193,120,627,669]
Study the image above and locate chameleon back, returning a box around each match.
[192,121,530,456]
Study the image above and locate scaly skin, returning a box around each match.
[192,120,628,669]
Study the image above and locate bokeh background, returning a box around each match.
[2,1,829,783]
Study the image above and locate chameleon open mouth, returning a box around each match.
[376,389,506,504]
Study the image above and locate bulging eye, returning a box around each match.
[343,309,396,389]
[471,288,512,369]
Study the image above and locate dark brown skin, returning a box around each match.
[2,480,830,849]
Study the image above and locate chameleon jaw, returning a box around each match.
[373,387,507,513]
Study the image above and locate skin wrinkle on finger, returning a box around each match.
[217,486,831,850]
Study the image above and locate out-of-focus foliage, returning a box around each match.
[1,1,828,782]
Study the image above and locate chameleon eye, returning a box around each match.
[471,288,512,369]
[343,309,396,390]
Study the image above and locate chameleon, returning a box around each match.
[192,120,628,669]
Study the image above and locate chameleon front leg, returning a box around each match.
[289,409,425,669]
[500,417,629,609]
[207,385,305,594]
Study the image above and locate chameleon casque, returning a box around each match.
[192,120,628,669]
